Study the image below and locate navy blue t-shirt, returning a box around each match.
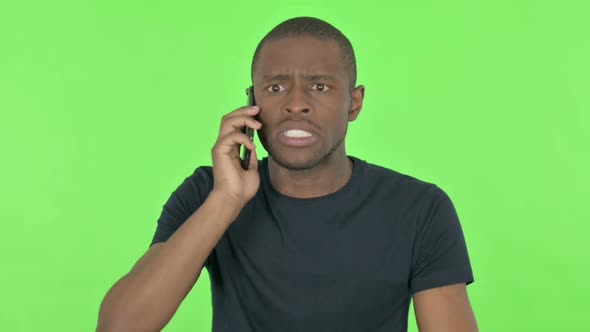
[151,155,474,331]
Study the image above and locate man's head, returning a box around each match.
[250,17,365,171]
[251,17,357,92]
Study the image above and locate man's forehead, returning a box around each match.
[257,37,344,66]
[254,37,346,80]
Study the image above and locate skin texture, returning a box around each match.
[251,36,365,198]
[413,283,479,331]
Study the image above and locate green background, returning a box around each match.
[1,0,588,330]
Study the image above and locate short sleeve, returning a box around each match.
[409,186,474,294]
[150,167,215,267]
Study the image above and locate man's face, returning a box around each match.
[252,36,363,171]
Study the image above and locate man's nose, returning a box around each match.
[283,87,311,114]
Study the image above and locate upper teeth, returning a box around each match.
[284,129,312,138]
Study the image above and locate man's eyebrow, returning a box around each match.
[304,74,337,82]
[263,74,291,81]
[262,73,338,82]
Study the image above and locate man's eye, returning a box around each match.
[313,83,329,92]
[268,84,284,93]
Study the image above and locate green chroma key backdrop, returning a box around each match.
[1,0,588,331]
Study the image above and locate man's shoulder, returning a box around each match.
[176,164,214,194]
[359,157,444,199]
[191,164,214,179]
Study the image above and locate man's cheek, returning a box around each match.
[256,126,271,148]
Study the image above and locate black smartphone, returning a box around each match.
[241,86,256,170]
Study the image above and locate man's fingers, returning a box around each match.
[218,108,261,138]
[221,106,259,122]
[214,132,256,156]
[248,147,259,171]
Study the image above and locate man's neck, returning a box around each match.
[268,153,353,199]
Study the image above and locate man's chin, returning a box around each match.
[268,150,324,171]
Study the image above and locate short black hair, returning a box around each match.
[251,17,357,91]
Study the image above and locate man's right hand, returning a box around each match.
[211,105,262,206]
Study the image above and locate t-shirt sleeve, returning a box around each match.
[150,167,215,267]
[409,186,474,294]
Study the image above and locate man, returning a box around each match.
[97,17,477,332]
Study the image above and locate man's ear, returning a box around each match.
[348,85,365,121]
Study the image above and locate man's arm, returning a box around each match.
[96,190,244,332]
[413,283,478,332]
[96,104,262,331]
